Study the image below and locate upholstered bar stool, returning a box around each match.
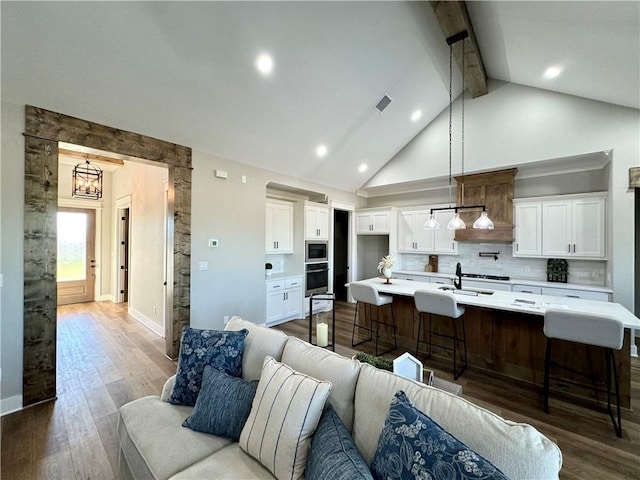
[349,282,397,356]
[543,308,624,437]
[414,289,467,380]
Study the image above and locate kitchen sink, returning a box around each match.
[438,285,494,296]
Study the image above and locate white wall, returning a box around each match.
[367,80,640,311]
[190,151,359,330]
[112,162,168,336]
[1,102,25,413]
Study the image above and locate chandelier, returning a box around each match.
[425,30,493,231]
[72,158,103,200]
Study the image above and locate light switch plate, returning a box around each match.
[208,239,219,248]
[198,261,208,271]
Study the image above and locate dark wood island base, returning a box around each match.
[358,294,632,409]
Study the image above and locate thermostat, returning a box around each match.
[208,239,219,248]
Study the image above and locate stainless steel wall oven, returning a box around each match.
[305,262,329,296]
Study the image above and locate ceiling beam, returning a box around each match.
[58,148,125,167]
[431,1,488,98]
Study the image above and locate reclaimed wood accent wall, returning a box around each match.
[23,105,192,406]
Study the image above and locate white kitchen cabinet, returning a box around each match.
[266,200,293,254]
[356,208,394,234]
[513,201,542,256]
[398,209,433,253]
[305,203,329,240]
[511,284,543,295]
[266,276,303,326]
[542,195,605,258]
[432,209,458,254]
[541,286,610,302]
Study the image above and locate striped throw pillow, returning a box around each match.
[239,356,332,480]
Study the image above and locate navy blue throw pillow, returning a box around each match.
[306,404,373,480]
[182,365,258,441]
[168,327,248,406]
[371,391,510,480]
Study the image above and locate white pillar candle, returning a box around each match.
[317,322,329,347]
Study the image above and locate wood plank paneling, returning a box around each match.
[22,105,192,406]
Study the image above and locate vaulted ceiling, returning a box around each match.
[2,1,638,193]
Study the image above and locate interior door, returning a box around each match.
[57,208,96,305]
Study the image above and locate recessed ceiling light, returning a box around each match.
[411,110,422,122]
[255,54,274,76]
[358,163,368,173]
[543,66,562,79]
[315,145,328,158]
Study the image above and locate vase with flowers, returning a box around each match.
[377,254,397,284]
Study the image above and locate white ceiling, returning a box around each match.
[2,1,638,193]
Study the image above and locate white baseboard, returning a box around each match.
[128,306,164,338]
[1,395,23,416]
[96,294,115,302]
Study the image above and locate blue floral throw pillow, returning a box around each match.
[183,365,259,441]
[306,404,373,480]
[168,327,248,406]
[371,391,510,480]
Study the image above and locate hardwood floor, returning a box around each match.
[1,300,638,479]
[1,302,176,480]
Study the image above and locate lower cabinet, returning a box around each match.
[266,276,303,326]
[540,286,610,302]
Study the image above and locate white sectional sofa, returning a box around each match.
[117,316,563,479]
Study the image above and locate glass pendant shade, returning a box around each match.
[423,214,440,230]
[447,212,466,230]
[472,211,495,229]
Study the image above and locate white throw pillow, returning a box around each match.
[239,356,332,480]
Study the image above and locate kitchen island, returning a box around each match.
[352,277,640,408]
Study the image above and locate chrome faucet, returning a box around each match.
[454,262,462,290]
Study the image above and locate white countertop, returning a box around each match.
[394,270,613,294]
[356,277,639,330]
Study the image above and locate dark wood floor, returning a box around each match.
[1,300,638,479]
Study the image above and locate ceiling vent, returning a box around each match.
[374,94,393,113]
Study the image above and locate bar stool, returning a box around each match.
[350,282,397,356]
[543,308,624,437]
[414,289,467,380]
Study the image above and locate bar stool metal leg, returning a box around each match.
[543,338,552,414]
[607,349,623,438]
[351,302,372,348]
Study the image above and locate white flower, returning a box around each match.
[377,254,397,273]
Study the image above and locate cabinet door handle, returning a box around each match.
[568,244,571,253]
[573,244,576,253]
[516,243,519,252]
[566,295,580,298]
[521,290,533,293]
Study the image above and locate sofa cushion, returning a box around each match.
[170,444,275,479]
[169,327,248,406]
[225,316,289,381]
[306,404,373,480]
[182,365,259,441]
[240,356,332,480]
[353,364,562,480]
[371,391,509,480]
[281,336,361,431]
[118,396,232,480]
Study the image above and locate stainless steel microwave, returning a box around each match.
[305,241,328,262]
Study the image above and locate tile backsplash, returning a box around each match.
[399,242,607,286]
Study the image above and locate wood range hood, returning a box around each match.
[453,168,517,242]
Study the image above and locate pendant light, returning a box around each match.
[72,157,103,200]
[424,30,494,231]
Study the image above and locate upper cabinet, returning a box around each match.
[397,206,457,254]
[513,201,542,256]
[304,202,329,240]
[513,193,606,259]
[398,209,433,253]
[356,207,395,234]
[266,200,294,254]
[542,195,606,258]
